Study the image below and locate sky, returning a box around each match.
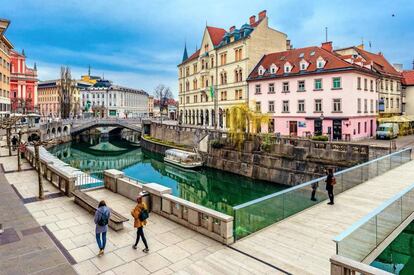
[2,0,414,97]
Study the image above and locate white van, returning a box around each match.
[376,123,399,139]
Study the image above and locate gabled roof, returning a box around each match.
[206,26,226,46]
[402,70,414,86]
[249,46,367,80]
[336,47,401,78]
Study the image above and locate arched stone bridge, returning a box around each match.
[70,118,142,136]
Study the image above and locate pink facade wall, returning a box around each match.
[250,71,378,140]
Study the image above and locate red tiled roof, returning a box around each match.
[249,46,364,79]
[179,49,200,66]
[350,47,401,78]
[206,26,226,46]
[402,70,414,86]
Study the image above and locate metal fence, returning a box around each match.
[232,148,412,240]
[75,171,104,190]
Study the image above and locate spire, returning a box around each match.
[88,65,91,76]
[34,62,37,70]
[22,49,25,56]
[182,43,188,62]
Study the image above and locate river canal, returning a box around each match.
[48,137,286,215]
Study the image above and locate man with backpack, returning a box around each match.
[131,194,149,253]
[94,200,111,256]
[326,168,336,205]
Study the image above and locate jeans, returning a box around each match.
[96,231,107,250]
[134,227,148,249]
[327,188,334,204]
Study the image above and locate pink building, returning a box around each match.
[10,49,38,113]
[248,42,378,141]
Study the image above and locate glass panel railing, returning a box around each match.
[233,148,412,240]
[334,182,414,262]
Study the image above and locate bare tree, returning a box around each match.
[154,84,173,124]
[59,66,76,119]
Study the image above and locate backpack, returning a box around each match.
[98,211,109,226]
[139,208,149,222]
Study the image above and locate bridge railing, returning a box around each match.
[333,180,414,262]
[232,148,412,240]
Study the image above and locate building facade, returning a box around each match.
[248,42,379,141]
[177,10,289,128]
[10,49,38,113]
[38,80,90,118]
[80,79,148,118]
[148,96,154,117]
[402,70,414,115]
[334,46,402,117]
[0,19,13,117]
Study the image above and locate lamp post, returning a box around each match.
[319,112,325,137]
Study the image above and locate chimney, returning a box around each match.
[286,40,292,50]
[229,26,235,32]
[249,15,256,25]
[321,41,333,52]
[258,10,267,20]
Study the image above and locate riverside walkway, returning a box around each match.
[231,159,414,275]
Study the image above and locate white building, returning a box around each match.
[81,80,148,118]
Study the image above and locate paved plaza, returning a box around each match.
[0,152,283,275]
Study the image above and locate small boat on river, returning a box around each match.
[164,149,203,169]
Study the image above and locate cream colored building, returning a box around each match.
[335,46,402,117]
[38,80,90,118]
[402,70,414,115]
[148,95,154,116]
[0,19,13,117]
[177,10,289,128]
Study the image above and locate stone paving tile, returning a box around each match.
[176,238,206,255]
[113,245,146,262]
[136,253,172,273]
[90,252,125,272]
[73,260,100,275]
[151,267,175,275]
[112,260,150,275]
[157,245,191,263]
[168,258,193,272]
[69,246,96,262]
[155,231,183,246]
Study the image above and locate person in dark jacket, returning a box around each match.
[326,168,335,205]
[94,200,110,256]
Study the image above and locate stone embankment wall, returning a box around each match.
[143,122,388,186]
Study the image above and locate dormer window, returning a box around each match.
[270,64,277,74]
[316,57,325,69]
[258,65,265,76]
[299,59,308,71]
[284,62,292,73]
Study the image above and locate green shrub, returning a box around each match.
[311,135,329,141]
[210,139,225,149]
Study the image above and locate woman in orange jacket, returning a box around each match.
[131,195,149,252]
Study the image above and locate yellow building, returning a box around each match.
[81,66,102,85]
[0,19,13,117]
[177,10,289,128]
[38,79,91,118]
[148,95,154,116]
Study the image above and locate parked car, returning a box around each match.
[376,123,399,139]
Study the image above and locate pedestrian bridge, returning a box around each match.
[70,118,142,135]
[230,148,414,274]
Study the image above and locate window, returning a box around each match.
[397,98,400,109]
[300,62,307,70]
[258,65,265,76]
[283,82,289,92]
[317,57,325,68]
[365,122,367,133]
[284,65,290,73]
[270,64,277,74]
[298,81,305,92]
[255,84,261,94]
[357,77,361,90]
[314,79,322,90]
[235,48,242,61]
[193,95,198,103]
[193,79,198,90]
[268,83,275,94]
[268,119,275,133]
[333,77,341,89]
[282,101,289,112]
[211,57,214,68]
[390,80,394,91]
[386,98,389,108]
[297,100,305,112]
[193,63,197,73]
[370,99,374,113]
[370,80,374,91]
[333,99,342,112]
[235,89,243,100]
[391,98,394,108]
[364,99,368,113]
[385,79,389,91]
[315,99,322,112]
[220,91,227,101]
[220,53,227,65]
[186,96,189,104]
[363,79,367,91]
[357,98,361,113]
[358,122,361,134]
[255,101,261,112]
[268,101,275,112]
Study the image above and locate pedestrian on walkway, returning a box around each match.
[310,181,318,201]
[131,194,149,253]
[326,168,336,205]
[94,200,110,256]
[11,136,18,151]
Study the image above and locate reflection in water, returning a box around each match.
[371,221,414,274]
[49,139,286,215]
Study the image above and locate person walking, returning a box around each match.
[310,181,318,201]
[94,200,110,256]
[326,168,336,205]
[131,194,149,253]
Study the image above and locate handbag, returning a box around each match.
[139,208,149,222]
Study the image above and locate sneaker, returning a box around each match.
[311,198,317,201]
[132,245,137,250]
[98,249,104,256]
[327,202,334,205]
[142,248,149,253]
